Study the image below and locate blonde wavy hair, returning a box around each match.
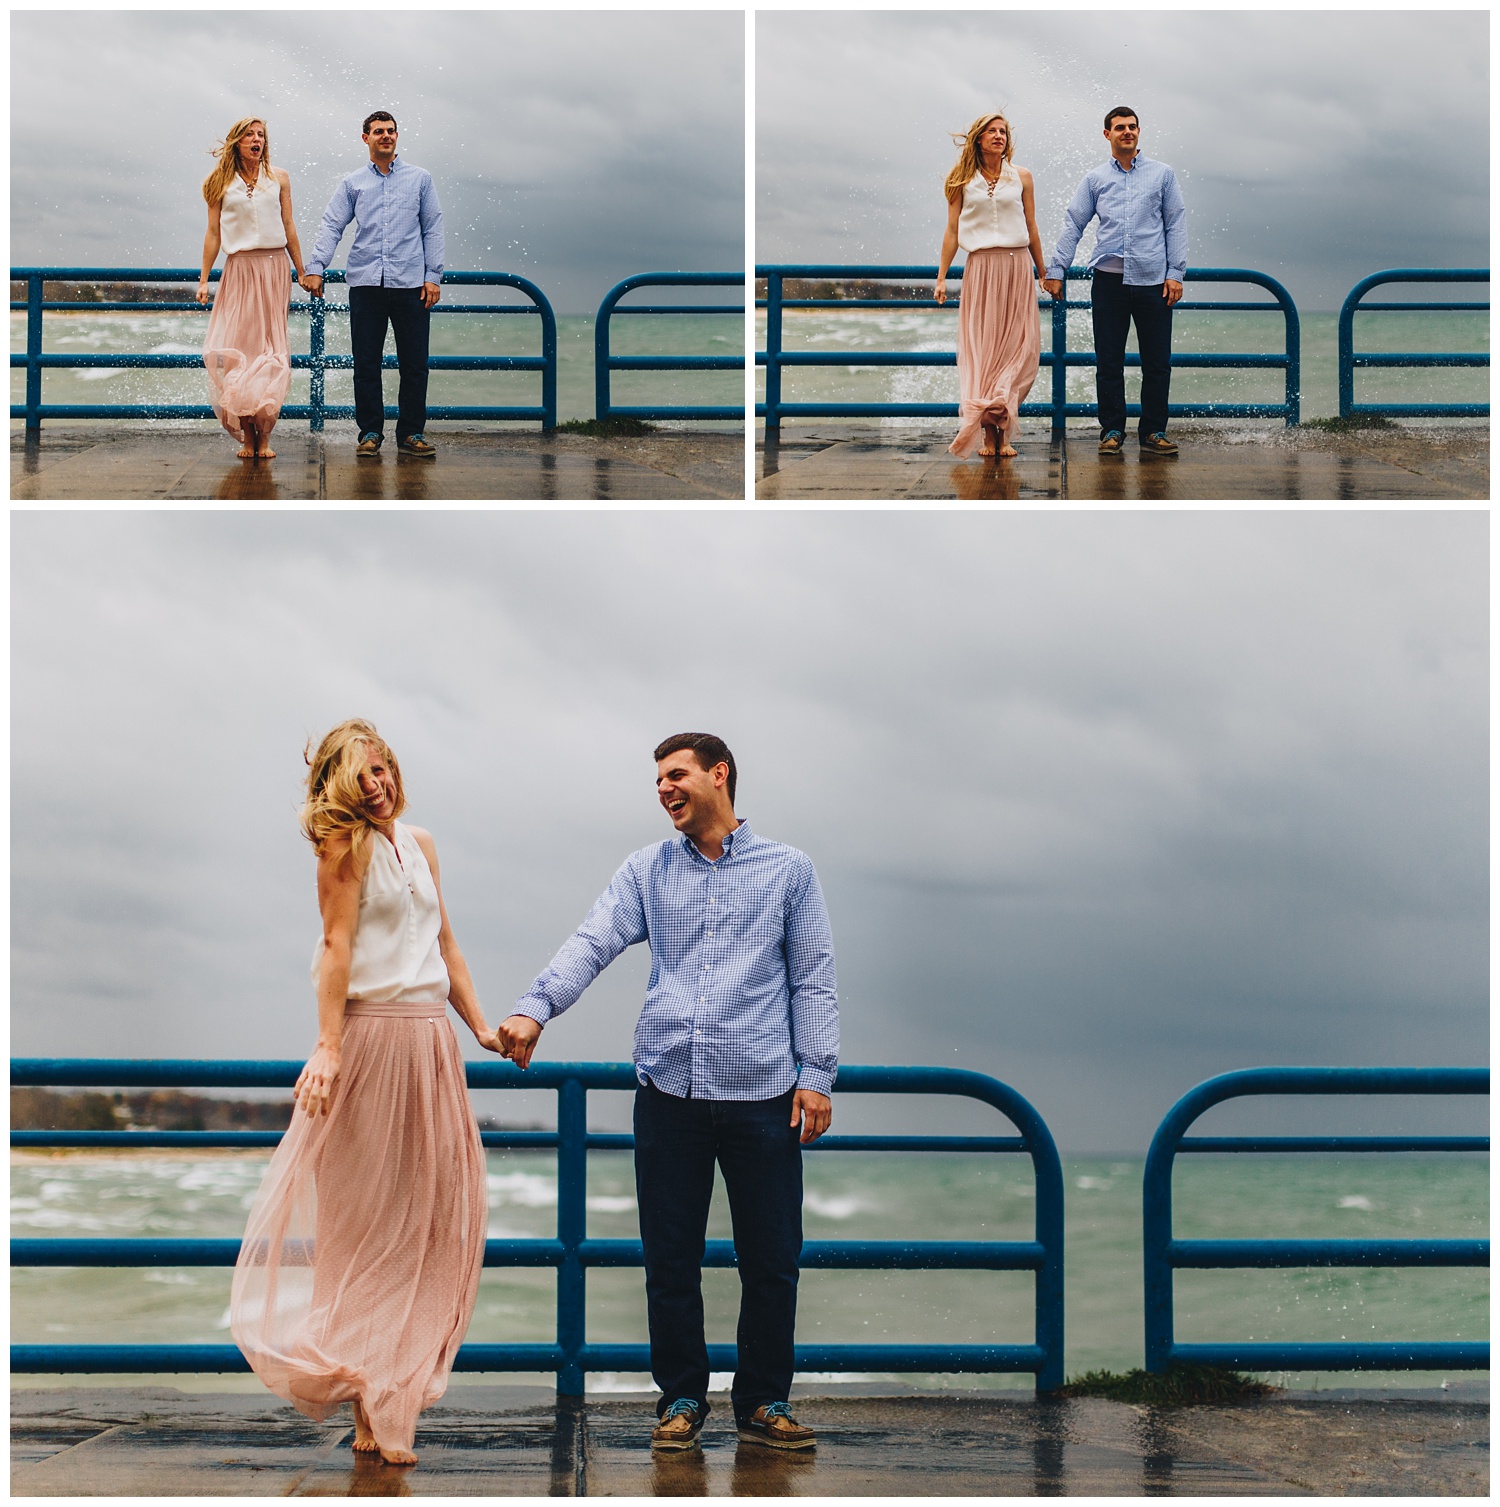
[944,112,1015,201]
[203,116,271,206]
[300,719,406,872]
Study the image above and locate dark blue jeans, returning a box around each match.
[1091,270,1174,440]
[633,1081,803,1424]
[348,284,430,443]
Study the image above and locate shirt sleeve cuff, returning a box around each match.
[512,997,552,1026]
[425,271,443,285]
[1167,267,1186,282]
[797,1066,835,1098]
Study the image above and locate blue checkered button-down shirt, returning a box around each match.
[1047,154,1187,287]
[515,821,839,1100]
[306,156,444,289]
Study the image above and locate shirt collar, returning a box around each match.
[1109,152,1143,173]
[367,155,402,176]
[681,818,751,862]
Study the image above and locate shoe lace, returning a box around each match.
[663,1398,699,1421]
[761,1401,794,1421]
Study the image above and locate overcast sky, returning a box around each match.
[12,511,1486,1151]
[757,11,1489,311]
[11,11,744,314]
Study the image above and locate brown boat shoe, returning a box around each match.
[737,1401,816,1450]
[650,1398,706,1451]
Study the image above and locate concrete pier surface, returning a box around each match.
[755,422,1489,501]
[10,423,745,502]
[12,1384,1487,1496]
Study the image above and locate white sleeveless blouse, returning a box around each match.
[311,821,450,1005]
[957,164,1029,252]
[219,172,287,255]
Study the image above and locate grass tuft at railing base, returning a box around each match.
[554,417,657,437]
[1300,414,1400,433]
[1059,1364,1279,1406]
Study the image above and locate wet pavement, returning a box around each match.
[12,1385,1488,1496]
[755,423,1490,501]
[10,424,745,502]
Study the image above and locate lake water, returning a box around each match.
[14,1148,1486,1394]
[755,308,1490,426]
[10,308,744,429]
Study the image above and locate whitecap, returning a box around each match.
[486,1172,557,1207]
[586,1195,635,1214]
[1075,1177,1113,1191]
[1338,1195,1376,1211]
[804,1192,868,1220]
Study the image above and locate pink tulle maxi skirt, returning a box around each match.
[948,246,1042,457]
[231,1000,487,1455]
[202,247,292,443]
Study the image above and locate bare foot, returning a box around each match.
[236,442,255,459]
[998,444,1018,458]
[977,423,999,458]
[254,444,276,459]
[379,1446,418,1466]
[351,1398,380,1453]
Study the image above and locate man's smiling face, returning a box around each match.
[655,749,727,834]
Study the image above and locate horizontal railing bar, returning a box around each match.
[10,1129,1024,1154]
[756,401,1293,420]
[1179,1135,1489,1153]
[577,1342,1047,1373]
[9,1341,1049,1376]
[11,1237,570,1268]
[1347,402,1490,417]
[1355,302,1489,311]
[1168,1237,1488,1269]
[10,354,548,372]
[597,405,743,420]
[8,302,542,315]
[609,305,745,315]
[766,351,1289,370]
[578,1238,1044,1270]
[1171,1341,1489,1371]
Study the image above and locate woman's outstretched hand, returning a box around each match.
[474,1025,506,1055]
[294,1043,341,1117]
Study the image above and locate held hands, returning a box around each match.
[791,1088,832,1144]
[1041,278,1063,299]
[294,1043,341,1117]
[498,1014,543,1069]
[300,273,324,298]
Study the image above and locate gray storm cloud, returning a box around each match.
[11,11,744,313]
[756,10,1488,310]
[11,512,1486,1150]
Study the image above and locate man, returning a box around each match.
[303,111,443,459]
[1043,108,1187,458]
[499,734,837,1454]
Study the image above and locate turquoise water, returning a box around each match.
[13,1150,1486,1392]
[754,309,1489,425]
[9,309,744,429]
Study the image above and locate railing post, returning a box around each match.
[1282,286,1301,427]
[593,289,614,422]
[540,294,558,432]
[556,1076,587,1397]
[1031,1132,1066,1391]
[26,273,44,432]
[764,271,784,432]
[1050,271,1068,439]
[1141,1124,1177,1374]
[308,295,326,432]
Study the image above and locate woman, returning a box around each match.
[197,117,308,460]
[231,720,505,1466]
[935,113,1047,460]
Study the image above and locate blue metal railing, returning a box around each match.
[11,1058,1065,1394]
[11,265,557,431]
[1337,268,1489,420]
[593,272,745,422]
[756,264,1300,433]
[1143,1067,1489,1376]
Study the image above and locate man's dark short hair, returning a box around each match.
[363,111,397,135]
[654,733,737,807]
[1104,106,1139,131]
